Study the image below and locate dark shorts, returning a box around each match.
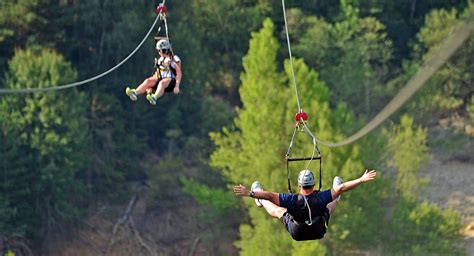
[151,78,176,93]
[164,78,176,93]
[280,209,330,241]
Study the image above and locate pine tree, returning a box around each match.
[211,18,386,255]
[385,115,430,196]
[410,7,474,123]
[0,48,88,240]
[210,18,293,255]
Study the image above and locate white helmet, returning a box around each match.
[298,170,315,187]
[156,39,171,50]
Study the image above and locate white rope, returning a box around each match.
[281,0,301,112]
[302,193,313,226]
[314,10,474,148]
[0,0,167,94]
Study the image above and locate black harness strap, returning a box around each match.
[286,154,322,193]
[318,158,322,191]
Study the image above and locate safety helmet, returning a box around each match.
[298,170,315,187]
[156,39,171,51]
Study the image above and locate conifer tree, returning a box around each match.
[210,19,290,255]
[386,115,430,195]
[0,48,88,239]
[410,7,474,122]
[211,18,385,255]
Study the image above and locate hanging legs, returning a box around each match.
[146,78,172,105]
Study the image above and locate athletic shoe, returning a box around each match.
[146,94,157,105]
[251,181,263,208]
[333,176,343,201]
[125,87,137,101]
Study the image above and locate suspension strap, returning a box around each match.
[154,1,169,40]
[286,154,322,193]
[154,1,176,56]
[318,156,322,191]
[282,0,323,191]
[286,159,292,193]
[285,115,322,193]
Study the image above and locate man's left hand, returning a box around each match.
[173,86,180,94]
[360,169,377,183]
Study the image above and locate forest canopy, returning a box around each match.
[0,0,472,255]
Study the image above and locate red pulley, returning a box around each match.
[294,111,308,122]
[156,4,167,14]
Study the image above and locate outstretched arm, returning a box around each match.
[233,184,281,206]
[331,170,377,201]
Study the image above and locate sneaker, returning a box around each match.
[146,94,157,105]
[251,181,263,208]
[125,87,137,101]
[333,176,343,201]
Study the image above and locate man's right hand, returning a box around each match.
[233,184,250,197]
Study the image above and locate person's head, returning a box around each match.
[297,169,315,190]
[156,39,172,55]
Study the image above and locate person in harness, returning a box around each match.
[125,39,182,105]
[233,169,377,240]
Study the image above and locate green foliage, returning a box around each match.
[180,178,236,216]
[237,217,292,256]
[0,47,88,239]
[290,240,327,255]
[409,7,474,122]
[293,0,394,117]
[211,18,286,190]
[385,115,430,195]
[0,195,19,234]
[211,18,386,255]
[211,18,296,255]
[198,96,234,136]
[383,115,463,255]
[172,0,266,95]
[0,0,72,73]
[83,93,147,198]
[388,196,463,255]
[0,1,470,253]
[147,155,187,202]
[351,0,468,63]
[468,95,474,126]
[0,0,39,44]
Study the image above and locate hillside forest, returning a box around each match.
[1,0,473,255]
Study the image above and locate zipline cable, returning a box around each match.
[313,10,474,148]
[281,0,301,112]
[0,0,166,94]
